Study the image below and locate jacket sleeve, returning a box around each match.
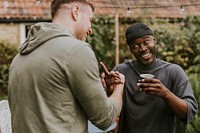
[65,42,121,130]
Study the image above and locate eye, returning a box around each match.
[144,39,150,45]
[130,44,139,50]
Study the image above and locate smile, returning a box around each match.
[141,52,150,58]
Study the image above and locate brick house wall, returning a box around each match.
[0,22,38,47]
[0,23,20,45]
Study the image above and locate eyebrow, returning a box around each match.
[131,36,151,44]
[141,36,151,39]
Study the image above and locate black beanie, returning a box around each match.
[126,22,153,45]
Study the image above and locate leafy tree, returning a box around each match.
[183,16,200,133]
[183,16,200,74]
[150,21,192,69]
[0,41,18,100]
[87,17,116,70]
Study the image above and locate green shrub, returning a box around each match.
[0,41,18,100]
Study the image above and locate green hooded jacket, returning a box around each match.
[8,23,120,133]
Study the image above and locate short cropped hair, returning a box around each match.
[51,0,95,19]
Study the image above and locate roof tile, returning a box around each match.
[0,0,200,21]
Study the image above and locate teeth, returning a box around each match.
[141,53,150,58]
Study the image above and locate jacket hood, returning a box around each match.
[20,22,74,55]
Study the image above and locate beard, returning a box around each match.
[74,29,86,41]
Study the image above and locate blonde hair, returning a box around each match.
[51,0,95,19]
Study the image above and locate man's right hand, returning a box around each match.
[100,62,124,96]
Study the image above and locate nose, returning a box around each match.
[139,44,147,51]
[88,28,93,35]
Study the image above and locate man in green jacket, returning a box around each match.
[8,0,125,133]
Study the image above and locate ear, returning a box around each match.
[128,45,134,54]
[153,37,157,44]
[71,5,80,21]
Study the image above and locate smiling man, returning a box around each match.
[107,22,198,133]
